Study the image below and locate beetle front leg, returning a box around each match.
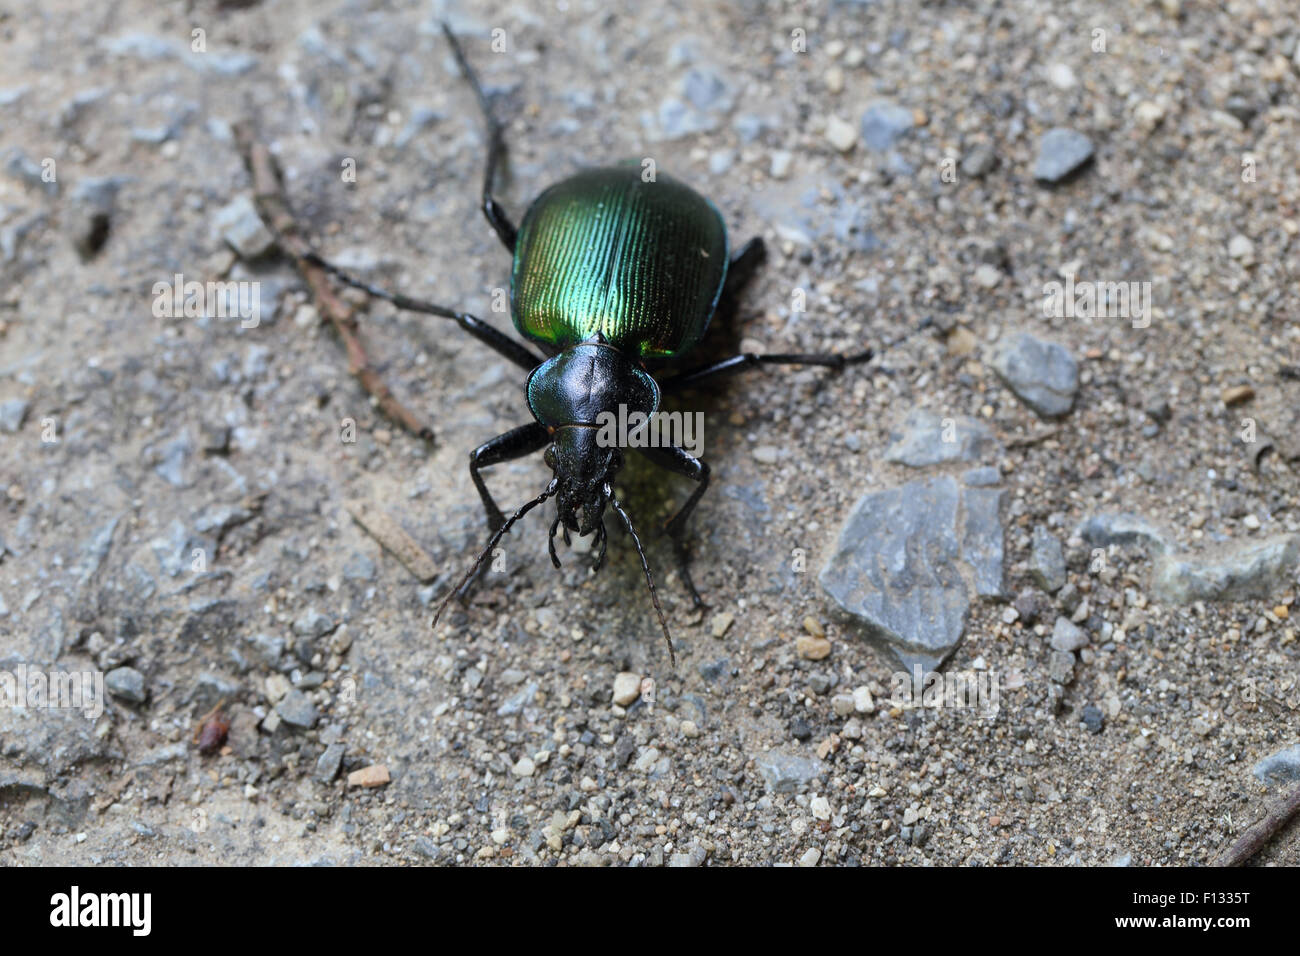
[637,445,710,609]
[469,422,552,532]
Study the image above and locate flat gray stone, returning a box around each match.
[754,751,826,794]
[215,195,275,260]
[884,408,1000,467]
[1031,526,1067,592]
[1049,616,1088,652]
[962,466,1001,487]
[0,398,30,433]
[1252,743,1300,786]
[1048,649,1076,684]
[105,666,146,703]
[962,486,1006,599]
[860,100,914,150]
[1152,534,1300,604]
[820,475,1005,670]
[314,742,345,782]
[1033,127,1095,182]
[1077,513,1171,554]
[986,331,1078,418]
[276,689,319,728]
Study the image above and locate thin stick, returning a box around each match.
[232,123,434,442]
[1213,782,1300,866]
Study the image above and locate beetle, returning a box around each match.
[304,25,885,665]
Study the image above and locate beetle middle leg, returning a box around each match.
[637,444,711,609]
[301,252,543,371]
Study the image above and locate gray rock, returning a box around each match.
[961,142,995,178]
[314,742,345,782]
[1081,705,1105,734]
[496,682,538,717]
[245,632,284,666]
[102,33,180,60]
[1076,513,1171,554]
[105,666,147,703]
[1049,616,1088,652]
[860,100,914,150]
[820,475,1004,670]
[962,466,1001,487]
[1047,650,1075,684]
[1033,128,1095,182]
[1152,535,1300,604]
[1031,526,1067,592]
[668,843,708,867]
[1252,743,1300,786]
[293,608,337,638]
[754,751,825,794]
[153,432,193,487]
[136,742,188,766]
[655,98,718,139]
[0,398,30,433]
[214,195,276,260]
[682,67,730,112]
[963,486,1006,599]
[275,689,319,728]
[342,553,377,581]
[986,331,1078,418]
[883,408,1000,467]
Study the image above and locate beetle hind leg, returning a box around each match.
[441,23,518,253]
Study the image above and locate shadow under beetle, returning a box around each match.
[305,26,885,666]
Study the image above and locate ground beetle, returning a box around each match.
[305,26,883,665]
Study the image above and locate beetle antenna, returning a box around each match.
[606,486,676,668]
[433,480,558,629]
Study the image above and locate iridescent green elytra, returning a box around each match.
[510,165,730,359]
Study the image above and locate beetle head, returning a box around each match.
[545,427,622,535]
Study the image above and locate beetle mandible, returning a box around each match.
[305,25,885,665]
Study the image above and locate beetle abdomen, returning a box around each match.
[511,166,729,359]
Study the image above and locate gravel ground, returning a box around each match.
[2,0,1299,866]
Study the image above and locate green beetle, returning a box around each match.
[306,25,877,664]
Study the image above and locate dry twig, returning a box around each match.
[233,123,434,442]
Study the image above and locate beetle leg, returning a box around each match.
[470,422,552,532]
[547,516,564,569]
[441,23,518,253]
[660,350,875,394]
[721,237,766,302]
[301,252,543,371]
[592,520,608,571]
[636,445,710,609]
